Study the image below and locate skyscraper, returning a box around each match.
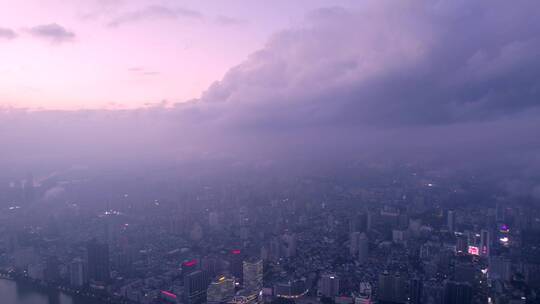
[318,273,340,298]
[447,210,455,232]
[358,233,369,264]
[229,250,244,284]
[443,281,472,304]
[243,259,263,294]
[86,239,110,283]
[480,229,490,257]
[44,256,60,283]
[69,258,86,287]
[409,277,423,304]
[207,276,236,304]
[489,256,512,281]
[282,233,297,258]
[378,271,406,304]
[350,231,361,256]
[185,270,210,304]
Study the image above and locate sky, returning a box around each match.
[0,0,361,110]
[1,0,540,196]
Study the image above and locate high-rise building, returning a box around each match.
[422,280,444,304]
[524,263,540,289]
[349,212,367,233]
[207,276,236,304]
[378,271,406,304]
[480,229,490,257]
[282,233,297,258]
[392,229,408,244]
[489,256,512,281]
[409,278,423,304]
[350,231,361,256]
[243,259,263,294]
[443,281,472,304]
[209,211,221,230]
[269,237,282,261]
[319,274,340,298]
[454,263,476,284]
[455,235,468,254]
[447,210,455,232]
[201,256,220,279]
[358,233,369,264]
[185,270,210,304]
[86,239,110,283]
[44,256,61,283]
[69,258,86,287]
[350,232,369,262]
[229,250,244,284]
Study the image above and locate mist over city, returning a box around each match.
[1,1,540,304]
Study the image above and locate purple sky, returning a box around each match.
[0,0,360,109]
[1,0,540,195]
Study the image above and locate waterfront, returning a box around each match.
[0,279,102,304]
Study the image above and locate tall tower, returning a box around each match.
[184,270,210,304]
[443,281,472,304]
[480,229,490,257]
[358,233,369,264]
[229,250,244,284]
[447,210,456,233]
[378,271,406,304]
[318,274,340,298]
[86,239,110,283]
[243,259,263,294]
[69,258,86,287]
[350,231,361,256]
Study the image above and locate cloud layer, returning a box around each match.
[197,2,540,129]
[28,23,75,43]
[0,27,17,40]
[1,1,540,192]
[107,5,203,27]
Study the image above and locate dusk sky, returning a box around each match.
[1,0,540,195]
[1,0,361,109]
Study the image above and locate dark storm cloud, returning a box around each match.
[28,23,75,43]
[197,1,540,129]
[107,5,203,27]
[0,27,17,40]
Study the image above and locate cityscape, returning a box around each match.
[1,1,540,304]
[1,164,539,304]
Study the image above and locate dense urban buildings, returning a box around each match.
[1,165,540,304]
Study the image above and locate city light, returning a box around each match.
[468,246,479,256]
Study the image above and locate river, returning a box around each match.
[0,279,103,304]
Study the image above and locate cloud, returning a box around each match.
[28,23,75,43]
[215,15,246,26]
[1,1,540,194]
[127,67,160,76]
[195,1,540,130]
[0,27,17,40]
[108,5,203,27]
